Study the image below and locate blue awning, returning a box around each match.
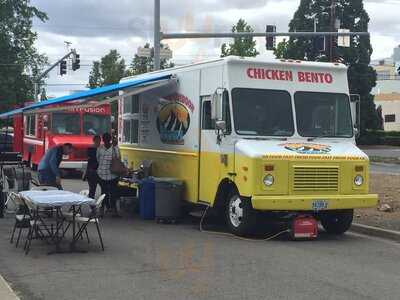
[0,74,172,119]
[0,108,23,119]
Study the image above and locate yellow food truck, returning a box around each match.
[118,56,378,236]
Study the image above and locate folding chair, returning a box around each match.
[65,194,106,251]
[62,189,89,219]
[7,192,31,248]
[23,197,59,255]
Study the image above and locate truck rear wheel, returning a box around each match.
[320,210,354,235]
[225,191,256,236]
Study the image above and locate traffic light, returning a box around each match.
[313,36,326,52]
[266,25,276,51]
[60,60,67,75]
[72,53,80,71]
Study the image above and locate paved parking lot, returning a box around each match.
[1,177,400,300]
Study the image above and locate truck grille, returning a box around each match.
[293,166,339,192]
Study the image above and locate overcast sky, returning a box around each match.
[30,0,400,97]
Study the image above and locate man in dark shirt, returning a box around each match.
[85,135,101,199]
[38,143,74,189]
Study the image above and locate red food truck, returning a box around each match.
[13,102,112,171]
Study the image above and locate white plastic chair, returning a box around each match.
[70,194,106,251]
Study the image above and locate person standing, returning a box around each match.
[96,133,120,217]
[38,143,74,189]
[84,135,101,199]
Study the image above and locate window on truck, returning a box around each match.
[231,88,294,136]
[123,95,139,114]
[83,114,111,136]
[122,95,140,144]
[51,113,81,135]
[222,90,232,135]
[25,115,36,136]
[295,92,353,138]
[201,97,215,130]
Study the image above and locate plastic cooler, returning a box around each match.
[138,178,156,220]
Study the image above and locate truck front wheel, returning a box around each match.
[320,210,354,235]
[225,191,256,236]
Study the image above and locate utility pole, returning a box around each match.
[329,0,337,62]
[154,0,161,70]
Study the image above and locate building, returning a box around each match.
[374,93,400,131]
[372,46,400,131]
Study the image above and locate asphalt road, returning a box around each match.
[361,146,400,159]
[370,162,400,175]
[1,178,400,300]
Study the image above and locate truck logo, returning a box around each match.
[280,143,331,154]
[156,102,190,145]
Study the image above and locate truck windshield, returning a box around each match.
[52,113,81,135]
[295,92,353,137]
[232,88,294,136]
[83,114,111,136]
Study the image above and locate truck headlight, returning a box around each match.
[263,174,274,186]
[354,175,364,186]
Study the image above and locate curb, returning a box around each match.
[0,275,19,300]
[351,223,400,242]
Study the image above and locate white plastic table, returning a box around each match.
[19,190,94,208]
[19,190,95,253]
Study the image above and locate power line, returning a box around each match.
[34,24,153,32]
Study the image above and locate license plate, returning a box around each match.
[312,200,328,211]
[62,155,69,159]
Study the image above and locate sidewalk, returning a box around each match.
[0,275,19,300]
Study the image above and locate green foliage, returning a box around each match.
[0,0,48,123]
[88,50,127,88]
[126,43,174,76]
[357,130,400,146]
[221,19,259,58]
[274,39,289,59]
[275,0,379,132]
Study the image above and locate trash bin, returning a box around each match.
[139,178,156,220]
[154,178,183,223]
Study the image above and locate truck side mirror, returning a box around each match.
[350,94,361,138]
[215,120,226,131]
[211,89,223,121]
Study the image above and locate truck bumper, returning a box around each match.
[251,194,378,211]
[60,161,87,170]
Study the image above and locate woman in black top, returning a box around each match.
[85,135,101,199]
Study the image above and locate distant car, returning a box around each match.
[0,133,13,153]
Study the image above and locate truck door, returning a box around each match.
[199,91,234,205]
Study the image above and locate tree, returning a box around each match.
[221,19,259,57]
[87,50,127,131]
[88,50,126,88]
[274,0,379,132]
[0,0,48,123]
[88,61,102,89]
[127,43,174,76]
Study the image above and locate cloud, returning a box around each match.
[30,0,400,96]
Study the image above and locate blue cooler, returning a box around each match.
[139,178,155,220]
